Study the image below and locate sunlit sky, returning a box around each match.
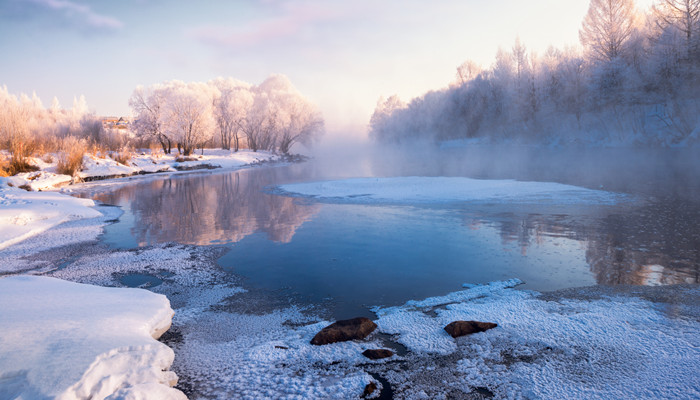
[0,0,654,136]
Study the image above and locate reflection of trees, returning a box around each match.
[586,200,699,286]
[466,201,699,286]
[92,168,319,246]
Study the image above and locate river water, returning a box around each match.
[80,146,700,319]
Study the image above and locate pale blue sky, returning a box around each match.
[0,0,652,135]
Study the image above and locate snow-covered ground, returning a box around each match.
[0,178,102,250]
[5,149,279,191]
[277,176,628,205]
[0,275,185,400]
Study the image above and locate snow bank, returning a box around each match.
[0,275,185,400]
[277,176,628,205]
[6,170,72,191]
[79,154,140,179]
[0,179,102,250]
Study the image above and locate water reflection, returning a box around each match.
[461,201,699,287]
[89,168,319,246]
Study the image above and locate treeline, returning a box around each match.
[0,74,323,176]
[129,74,324,156]
[370,0,700,147]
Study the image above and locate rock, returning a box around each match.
[362,349,394,360]
[444,320,497,338]
[362,381,377,398]
[310,317,377,345]
[274,345,288,350]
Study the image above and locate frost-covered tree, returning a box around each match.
[210,78,251,151]
[129,85,172,153]
[580,0,639,62]
[161,81,216,156]
[652,0,700,59]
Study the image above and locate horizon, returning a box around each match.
[0,0,654,136]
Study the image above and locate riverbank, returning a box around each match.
[1,164,698,399]
[4,149,281,191]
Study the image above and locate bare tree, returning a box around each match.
[580,0,638,62]
[278,102,324,154]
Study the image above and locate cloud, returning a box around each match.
[189,2,349,49]
[5,0,123,31]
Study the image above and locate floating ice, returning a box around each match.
[277,176,628,205]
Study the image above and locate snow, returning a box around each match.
[369,281,700,399]
[0,275,185,400]
[0,179,102,250]
[4,149,279,190]
[6,170,72,191]
[78,149,278,180]
[277,176,628,205]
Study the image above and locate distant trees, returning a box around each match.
[370,0,700,147]
[129,74,324,155]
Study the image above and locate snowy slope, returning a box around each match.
[0,275,185,400]
[278,176,627,205]
[0,179,102,250]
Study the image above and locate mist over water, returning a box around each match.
[86,140,700,318]
[308,137,700,199]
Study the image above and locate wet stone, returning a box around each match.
[362,349,395,360]
[362,381,378,398]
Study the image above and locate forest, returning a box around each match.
[370,0,700,146]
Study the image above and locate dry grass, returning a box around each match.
[110,149,132,166]
[56,136,87,176]
[0,156,9,177]
[148,142,164,158]
[8,158,40,175]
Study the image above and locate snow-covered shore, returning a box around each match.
[0,275,185,399]
[6,149,280,191]
[0,180,102,250]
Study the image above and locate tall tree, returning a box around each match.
[652,0,700,59]
[580,0,638,62]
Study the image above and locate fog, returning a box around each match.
[304,133,700,201]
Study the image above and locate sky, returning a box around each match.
[0,0,655,136]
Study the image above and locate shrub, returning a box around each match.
[56,136,87,176]
[8,158,39,175]
[110,148,132,166]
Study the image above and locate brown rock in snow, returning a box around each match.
[444,320,497,338]
[362,349,395,360]
[310,317,377,345]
